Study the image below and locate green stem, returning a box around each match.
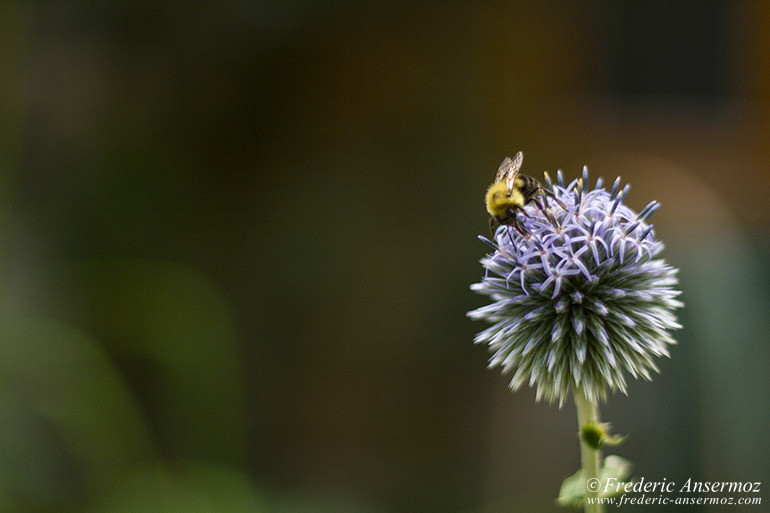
[574,387,603,513]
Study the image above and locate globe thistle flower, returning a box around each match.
[468,167,683,405]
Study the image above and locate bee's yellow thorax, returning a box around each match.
[485,182,524,217]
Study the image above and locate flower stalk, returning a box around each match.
[574,387,603,513]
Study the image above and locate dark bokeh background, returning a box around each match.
[1,2,769,512]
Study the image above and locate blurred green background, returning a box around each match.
[0,2,768,512]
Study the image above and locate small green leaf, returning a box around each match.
[557,469,586,508]
[557,455,634,507]
[599,455,633,497]
[581,422,627,449]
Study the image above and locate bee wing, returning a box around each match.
[495,151,523,184]
[500,151,523,193]
[494,158,511,184]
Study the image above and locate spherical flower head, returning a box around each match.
[468,168,683,405]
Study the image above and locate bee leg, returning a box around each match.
[530,196,561,229]
[489,217,497,237]
[542,188,567,210]
[511,209,529,236]
[512,203,530,219]
[531,196,549,217]
[512,219,527,236]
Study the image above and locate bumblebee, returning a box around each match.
[485,151,565,235]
